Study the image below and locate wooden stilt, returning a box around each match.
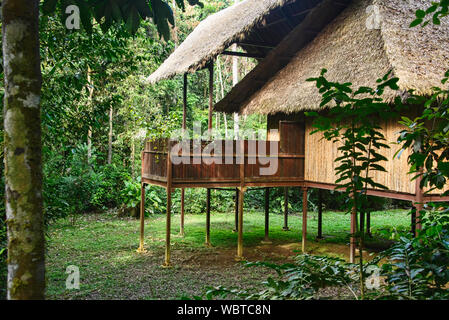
[205,62,214,246]
[138,183,146,253]
[206,188,212,246]
[233,188,238,232]
[283,187,290,231]
[414,201,423,237]
[350,204,357,263]
[163,142,173,267]
[411,206,417,237]
[302,187,308,252]
[366,212,371,237]
[163,187,172,267]
[180,189,185,236]
[180,73,187,237]
[236,187,245,260]
[317,189,323,239]
[262,187,271,244]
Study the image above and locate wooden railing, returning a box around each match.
[142,138,305,188]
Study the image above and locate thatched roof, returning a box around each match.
[146,0,288,84]
[216,0,449,115]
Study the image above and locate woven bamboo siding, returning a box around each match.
[305,117,416,194]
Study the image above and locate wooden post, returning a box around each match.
[237,187,245,259]
[138,150,146,253]
[164,187,172,267]
[282,187,290,231]
[208,62,214,134]
[233,188,239,232]
[205,62,214,243]
[138,183,146,253]
[236,138,245,260]
[180,73,188,236]
[206,188,212,246]
[317,189,323,239]
[262,187,271,244]
[366,212,371,237]
[350,204,357,263]
[180,191,185,236]
[411,206,417,237]
[302,187,308,252]
[163,143,173,267]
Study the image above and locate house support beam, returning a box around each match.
[302,187,308,253]
[317,189,323,239]
[366,212,371,237]
[283,187,290,231]
[138,181,146,253]
[233,188,239,232]
[180,73,188,236]
[411,207,417,236]
[205,62,214,245]
[262,187,272,244]
[236,187,246,260]
[163,145,173,267]
[221,51,265,59]
[205,188,212,246]
[163,187,172,267]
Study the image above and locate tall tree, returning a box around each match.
[232,0,240,140]
[3,0,45,300]
[3,0,202,300]
[108,106,113,165]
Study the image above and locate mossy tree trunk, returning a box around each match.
[2,0,45,299]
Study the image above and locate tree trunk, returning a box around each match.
[3,0,45,299]
[107,106,113,165]
[87,67,94,162]
[232,39,239,139]
[131,137,135,178]
[216,57,228,138]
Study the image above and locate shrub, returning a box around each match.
[205,255,360,300]
[92,164,130,209]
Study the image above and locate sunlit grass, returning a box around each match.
[44,208,410,299]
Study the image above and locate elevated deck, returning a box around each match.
[142,137,305,189]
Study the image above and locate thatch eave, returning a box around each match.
[216,0,449,116]
[146,0,290,84]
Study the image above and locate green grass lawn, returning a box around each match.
[43,208,411,300]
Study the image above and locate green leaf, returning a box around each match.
[410,18,423,27]
[415,9,426,19]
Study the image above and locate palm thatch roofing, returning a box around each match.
[215,0,449,115]
[146,0,286,84]
[146,0,351,84]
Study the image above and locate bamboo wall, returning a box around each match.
[304,117,416,194]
